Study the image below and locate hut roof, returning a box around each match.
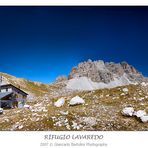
[0,84,28,95]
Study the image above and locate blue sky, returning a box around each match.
[0,7,148,83]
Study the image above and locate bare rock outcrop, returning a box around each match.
[68,60,147,84]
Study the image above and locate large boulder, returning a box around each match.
[140,115,148,123]
[69,96,85,106]
[133,110,146,118]
[54,98,65,107]
[121,107,134,116]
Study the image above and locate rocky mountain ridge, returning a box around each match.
[68,60,148,84]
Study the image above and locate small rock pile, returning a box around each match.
[122,107,148,123]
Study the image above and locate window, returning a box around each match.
[1,89,6,92]
[8,88,12,92]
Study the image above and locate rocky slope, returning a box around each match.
[0,72,65,99]
[0,84,148,131]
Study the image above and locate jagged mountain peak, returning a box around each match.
[68,59,146,83]
[66,59,148,91]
